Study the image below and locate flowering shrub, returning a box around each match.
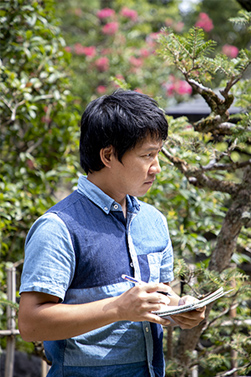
[195,12,214,32]
[165,17,184,32]
[73,44,96,57]
[129,56,143,68]
[96,85,107,94]
[62,4,220,108]
[163,75,192,97]
[222,44,239,58]
[97,8,115,19]
[95,57,110,72]
[102,22,119,35]
[59,0,249,115]
[120,7,138,22]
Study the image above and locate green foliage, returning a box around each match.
[230,9,251,32]
[0,0,80,262]
[151,10,250,376]
[1,0,251,374]
[157,27,217,70]
[0,0,80,352]
[157,25,251,87]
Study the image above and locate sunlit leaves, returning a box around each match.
[157,27,217,81]
[0,0,80,263]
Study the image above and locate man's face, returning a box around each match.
[110,135,163,199]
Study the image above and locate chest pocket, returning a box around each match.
[147,252,163,282]
[138,252,163,283]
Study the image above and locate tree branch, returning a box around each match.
[188,79,226,113]
[217,122,251,134]
[161,147,240,196]
[216,362,251,377]
[201,158,251,172]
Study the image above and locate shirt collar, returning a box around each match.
[77,175,140,214]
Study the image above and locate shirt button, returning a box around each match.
[104,206,108,211]
[130,262,134,268]
[146,327,149,332]
[113,204,118,209]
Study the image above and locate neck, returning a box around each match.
[87,172,127,217]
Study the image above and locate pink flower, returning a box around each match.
[102,22,119,35]
[146,32,163,47]
[163,76,192,97]
[120,7,138,22]
[165,18,184,32]
[222,44,239,58]
[165,83,175,97]
[74,44,96,57]
[116,74,124,79]
[74,43,85,55]
[173,21,184,32]
[64,46,72,53]
[97,8,115,19]
[139,48,150,58]
[101,48,113,55]
[129,56,143,67]
[83,46,96,57]
[95,57,110,72]
[195,13,214,32]
[176,81,192,95]
[96,85,107,94]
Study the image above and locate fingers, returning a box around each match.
[178,295,198,306]
[117,283,171,322]
[135,284,170,306]
[145,283,172,296]
[171,295,206,329]
[171,307,206,329]
[147,313,171,327]
[136,290,170,311]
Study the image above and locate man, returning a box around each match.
[19,89,205,377]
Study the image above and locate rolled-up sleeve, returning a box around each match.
[19,212,75,301]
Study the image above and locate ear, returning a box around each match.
[100,146,115,168]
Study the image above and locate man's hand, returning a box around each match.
[115,282,172,326]
[170,295,206,329]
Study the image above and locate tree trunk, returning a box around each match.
[176,165,251,372]
[175,312,208,374]
[209,165,251,273]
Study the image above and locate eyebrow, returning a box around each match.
[141,143,163,152]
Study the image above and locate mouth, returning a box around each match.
[145,178,155,185]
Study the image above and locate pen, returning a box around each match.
[121,274,172,297]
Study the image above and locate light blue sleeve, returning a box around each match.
[159,214,174,284]
[19,212,75,301]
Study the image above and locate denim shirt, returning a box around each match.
[20,175,174,377]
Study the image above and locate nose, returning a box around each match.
[150,155,161,174]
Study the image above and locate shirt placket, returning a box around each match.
[126,211,155,377]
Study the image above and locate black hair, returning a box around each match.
[79,89,168,173]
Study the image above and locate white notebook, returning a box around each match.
[153,287,233,318]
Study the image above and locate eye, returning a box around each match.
[142,153,153,158]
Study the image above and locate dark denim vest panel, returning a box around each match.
[47,191,133,290]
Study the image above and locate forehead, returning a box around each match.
[135,135,163,151]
